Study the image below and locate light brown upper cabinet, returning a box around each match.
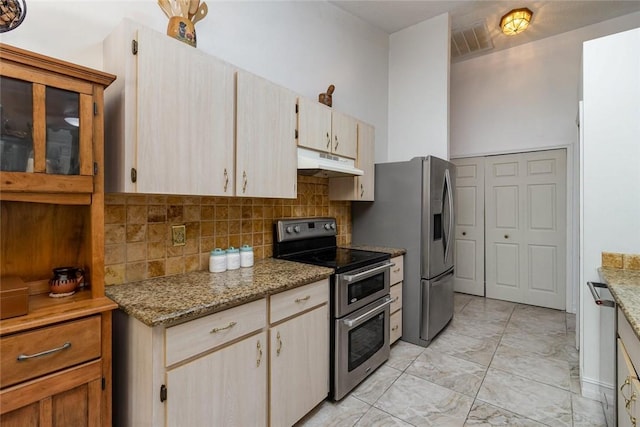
[329,121,375,201]
[103,19,235,196]
[235,71,297,199]
[297,97,358,160]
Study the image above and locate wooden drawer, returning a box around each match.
[165,298,266,366]
[390,309,402,344]
[1,315,101,388]
[390,282,403,314]
[390,256,403,285]
[270,279,329,324]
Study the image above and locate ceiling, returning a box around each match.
[330,1,640,61]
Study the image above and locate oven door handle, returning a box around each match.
[340,262,395,283]
[342,297,392,328]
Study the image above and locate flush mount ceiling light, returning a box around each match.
[500,7,533,36]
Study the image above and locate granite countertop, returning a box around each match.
[344,245,406,258]
[600,267,640,339]
[105,258,333,328]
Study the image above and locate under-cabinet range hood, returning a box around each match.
[297,147,363,178]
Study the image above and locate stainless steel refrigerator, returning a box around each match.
[352,156,455,347]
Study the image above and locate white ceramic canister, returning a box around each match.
[240,244,254,267]
[226,247,240,270]
[209,248,227,273]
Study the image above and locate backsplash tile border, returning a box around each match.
[602,252,640,271]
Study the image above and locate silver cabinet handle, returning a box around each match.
[242,171,247,193]
[276,331,283,356]
[340,262,395,283]
[326,132,331,149]
[295,295,311,303]
[587,282,615,307]
[210,321,237,333]
[334,135,339,151]
[360,183,364,198]
[256,340,263,367]
[223,168,229,192]
[17,342,71,361]
[343,297,392,328]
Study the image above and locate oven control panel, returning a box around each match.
[275,217,337,242]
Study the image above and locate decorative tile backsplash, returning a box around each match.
[104,175,352,285]
[602,252,640,270]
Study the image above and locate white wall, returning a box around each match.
[387,13,450,162]
[0,0,389,160]
[579,27,640,402]
[450,11,640,158]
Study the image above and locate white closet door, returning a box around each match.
[485,149,566,309]
[452,157,485,296]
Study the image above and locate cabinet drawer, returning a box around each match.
[390,256,403,285]
[1,316,101,388]
[390,310,402,344]
[618,309,640,368]
[165,298,266,366]
[390,282,403,314]
[270,279,329,324]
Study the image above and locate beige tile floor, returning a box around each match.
[296,293,608,427]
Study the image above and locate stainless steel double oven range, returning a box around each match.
[274,217,394,401]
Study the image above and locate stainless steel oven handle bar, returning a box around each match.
[340,262,395,283]
[343,297,392,328]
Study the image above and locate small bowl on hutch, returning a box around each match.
[49,267,84,297]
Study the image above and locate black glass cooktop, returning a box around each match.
[282,247,390,273]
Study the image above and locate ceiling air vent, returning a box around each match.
[451,21,493,60]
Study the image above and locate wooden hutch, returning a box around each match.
[0,43,117,426]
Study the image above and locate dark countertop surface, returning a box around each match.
[343,245,406,258]
[105,258,333,327]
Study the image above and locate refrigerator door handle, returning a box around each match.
[443,168,454,263]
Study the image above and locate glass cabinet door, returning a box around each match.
[0,76,33,172]
[0,76,91,176]
[45,86,80,175]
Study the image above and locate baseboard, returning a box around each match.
[581,376,614,404]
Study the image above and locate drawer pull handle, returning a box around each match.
[392,296,399,303]
[210,321,237,334]
[391,325,399,331]
[17,341,71,361]
[393,268,401,273]
[295,295,311,303]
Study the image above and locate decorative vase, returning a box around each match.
[166,16,196,48]
[49,266,84,296]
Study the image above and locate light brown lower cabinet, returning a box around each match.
[166,332,268,426]
[617,308,640,427]
[112,279,329,427]
[389,255,404,344]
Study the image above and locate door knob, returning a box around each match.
[504,234,509,239]
[462,231,466,236]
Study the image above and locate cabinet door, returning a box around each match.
[618,338,640,427]
[166,332,267,427]
[356,122,375,201]
[270,305,329,427]
[298,97,332,153]
[0,361,103,427]
[328,121,375,201]
[331,111,357,159]
[236,71,297,198]
[135,26,235,195]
